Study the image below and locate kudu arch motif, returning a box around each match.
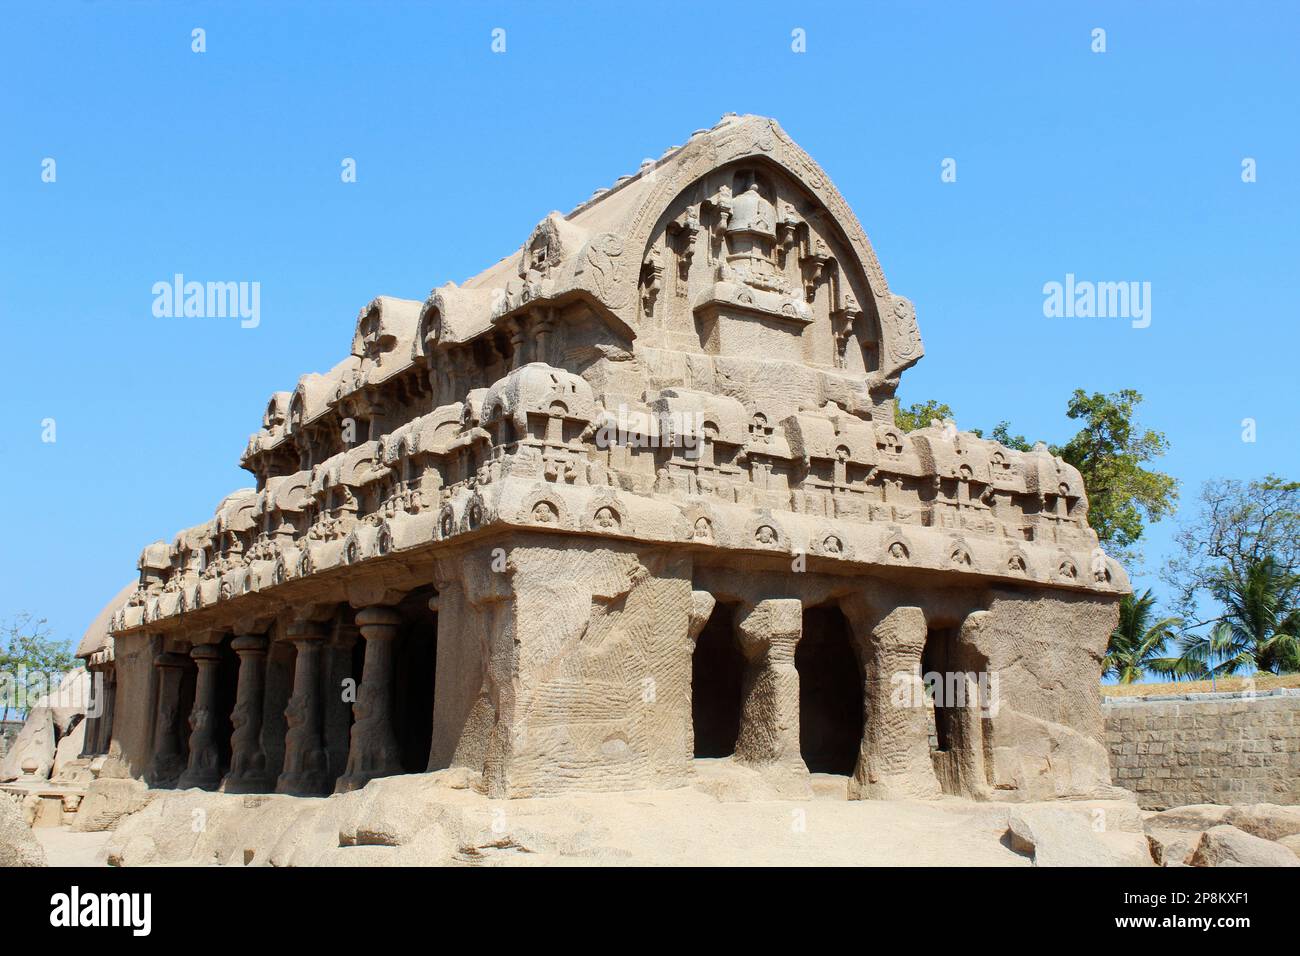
[81,116,1125,802]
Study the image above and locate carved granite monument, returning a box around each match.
[85,115,1128,804]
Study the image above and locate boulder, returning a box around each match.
[71,778,156,832]
[0,794,46,867]
[1277,834,1300,860]
[1189,825,1300,867]
[1006,806,1155,867]
[43,669,92,736]
[1222,804,1300,843]
[1146,828,1200,866]
[51,715,87,780]
[0,707,57,782]
[1147,804,1230,831]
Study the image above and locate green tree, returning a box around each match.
[989,421,1032,452]
[1166,556,1300,681]
[1162,475,1300,620]
[0,613,77,721]
[1103,589,1183,684]
[895,399,954,433]
[1056,389,1177,551]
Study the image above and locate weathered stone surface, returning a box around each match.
[1146,828,1200,866]
[71,778,156,832]
[1222,804,1300,842]
[1105,693,1300,809]
[0,707,56,782]
[1006,805,1154,867]
[1147,803,1231,831]
[51,716,87,780]
[1188,825,1300,867]
[0,793,45,867]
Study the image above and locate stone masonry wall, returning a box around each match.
[1104,690,1300,810]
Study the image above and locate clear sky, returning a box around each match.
[1,1,1297,651]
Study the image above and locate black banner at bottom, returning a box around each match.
[2,864,1283,944]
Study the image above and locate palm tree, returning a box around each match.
[1104,589,1182,684]
[1169,556,1300,682]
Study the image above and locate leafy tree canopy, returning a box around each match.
[1162,475,1300,621]
[1,613,77,721]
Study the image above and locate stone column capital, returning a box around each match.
[231,634,269,656]
[355,605,403,632]
[284,619,330,642]
[154,651,190,670]
[735,598,802,660]
[190,643,223,663]
[231,614,277,639]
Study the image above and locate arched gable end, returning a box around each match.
[608,117,923,387]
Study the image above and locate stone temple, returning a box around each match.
[83,114,1128,805]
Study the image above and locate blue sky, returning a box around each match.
[1,1,1297,651]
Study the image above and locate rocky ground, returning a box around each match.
[7,760,1300,867]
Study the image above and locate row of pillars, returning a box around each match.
[725,598,957,800]
[147,606,407,795]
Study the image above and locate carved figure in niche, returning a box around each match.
[594,507,619,530]
[888,541,909,560]
[531,501,558,525]
[718,180,791,295]
[692,517,712,541]
[1090,547,1108,583]
[755,525,778,545]
[823,535,843,554]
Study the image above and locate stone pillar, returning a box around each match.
[275,620,330,796]
[177,641,225,790]
[336,606,404,792]
[81,666,105,756]
[101,669,117,756]
[223,634,269,793]
[324,616,360,783]
[850,605,941,800]
[146,652,190,786]
[508,317,528,368]
[733,600,807,788]
[260,640,293,783]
